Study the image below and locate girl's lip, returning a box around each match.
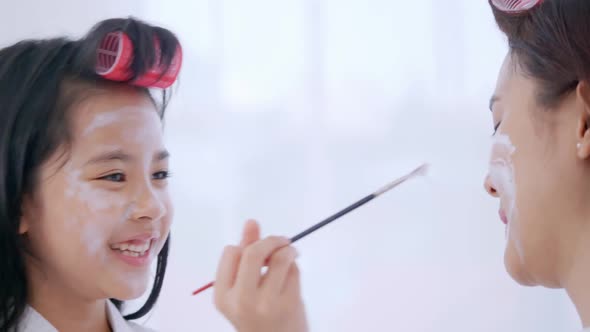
[112,232,159,245]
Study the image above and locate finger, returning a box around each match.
[261,246,298,295]
[282,262,302,297]
[240,219,261,248]
[215,245,242,291]
[235,236,291,291]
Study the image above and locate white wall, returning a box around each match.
[0,0,143,43]
[1,0,582,331]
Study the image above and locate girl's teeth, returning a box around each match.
[128,243,149,252]
[119,249,148,257]
[111,241,151,258]
[111,241,151,253]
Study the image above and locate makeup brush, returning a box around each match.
[192,163,429,296]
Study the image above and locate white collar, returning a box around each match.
[14,301,154,332]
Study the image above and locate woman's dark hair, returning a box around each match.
[490,0,590,107]
[0,17,180,329]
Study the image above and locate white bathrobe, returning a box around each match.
[11,301,155,332]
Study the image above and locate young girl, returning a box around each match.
[0,18,308,332]
[486,0,590,330]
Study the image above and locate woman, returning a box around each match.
[0,18,308,332]
[485,0,590,330]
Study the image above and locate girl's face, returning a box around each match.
[484,54,590,287]
[21,88,173,301]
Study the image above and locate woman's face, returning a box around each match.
[21,87,173,301]
[485,54,590,287]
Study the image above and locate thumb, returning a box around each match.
[239,219,261,247]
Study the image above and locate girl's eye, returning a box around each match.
[153,171,170,180]
[100,173,126,182]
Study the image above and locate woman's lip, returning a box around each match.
[499,209,508,224]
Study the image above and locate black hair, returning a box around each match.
[490,0,590,107]
[0,17,180,329]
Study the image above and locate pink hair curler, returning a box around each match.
[96,32,182,89]
[490,0,543,14]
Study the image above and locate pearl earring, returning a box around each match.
[578,143,582,149]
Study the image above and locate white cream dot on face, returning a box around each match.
[63,163,128,257]
[82,106,153,136]
[491,134,516,155]
[82,111,124,136]
[489,159,516,219]
[79,219,105,256]
[65,167,121,212]
[84,107,161,147]
[489,133,517,221]
[489,132,527,262]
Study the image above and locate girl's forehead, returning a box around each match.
[70,93,158,134]
[79,107,152,132]
[63,95,163,163]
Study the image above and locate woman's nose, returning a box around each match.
[484,174,499,198]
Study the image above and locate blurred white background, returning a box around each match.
[0,0,581,331]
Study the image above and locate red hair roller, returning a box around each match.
[491,0,543,14]
[96,32,182,89]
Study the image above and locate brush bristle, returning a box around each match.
[373,163,430,196]
[412,163,430,177]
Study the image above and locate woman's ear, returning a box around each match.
[575,81,590,159]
